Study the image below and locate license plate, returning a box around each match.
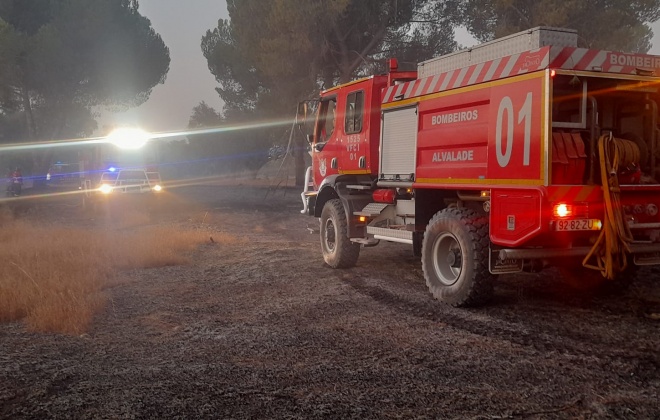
[555,219,601,231]
[489,249,523,274]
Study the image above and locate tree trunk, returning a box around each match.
[21,87,37,140]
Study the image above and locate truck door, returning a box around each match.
[312,96,340,187]
[339,89,368,173]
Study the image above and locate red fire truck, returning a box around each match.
[301,27,660,307]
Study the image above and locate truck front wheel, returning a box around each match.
[422,207,493,307]
[320,199,360,268]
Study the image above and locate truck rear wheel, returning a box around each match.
[422,207,493,307]
[320,199,360,268]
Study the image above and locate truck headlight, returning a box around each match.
[153,184,162,192]
[99,184,113,194]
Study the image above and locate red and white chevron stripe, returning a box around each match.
[547,186,602,203]
[549,47,660,74]
[382,46,660,104]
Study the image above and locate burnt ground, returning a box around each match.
[1,182,659,419]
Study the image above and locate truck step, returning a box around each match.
[366,226,413,244]
[346,184,372,190]
[351,238,379,246]
[354,202,389,217]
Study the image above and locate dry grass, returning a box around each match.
[114,209,152,228]
[0,211,208,335]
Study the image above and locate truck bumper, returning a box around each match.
[498,242,660,265]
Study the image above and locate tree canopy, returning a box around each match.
[202,0,660,120]
[194,0,660,181]
[197,0,460,182]
[202,0,459,117]
[462,0,660,52]
[0,0,170,173]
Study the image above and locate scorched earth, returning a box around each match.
[1,181,659,419]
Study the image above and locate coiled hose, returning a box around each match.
[582,133,637,279]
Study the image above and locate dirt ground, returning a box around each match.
[1,181,660,419]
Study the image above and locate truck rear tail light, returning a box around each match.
[550,69,557,78]
[373,189,395,204]
[552,202,589,219]
[554,203,571,218]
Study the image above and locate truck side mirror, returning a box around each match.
[296,102,308,125]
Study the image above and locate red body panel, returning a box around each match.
[416,73,546,184]
[417,90,490,180]
[311,70,417,188]
[490,188,543,246]
[312,77,385,188]
[487,78,545,181]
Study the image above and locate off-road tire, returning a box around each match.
[422,207,494,307]
[320,199,360,268]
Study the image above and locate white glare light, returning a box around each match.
[106,128,150,149]
[555,204,570,218]
[99,184,113,194]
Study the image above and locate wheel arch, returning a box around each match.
[415,188,490,233]
[415,188,460,233]
[314,174,374,239]
[314,185,339,219]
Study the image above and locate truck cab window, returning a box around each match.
[317,97,337,143]
[345,91,364,134]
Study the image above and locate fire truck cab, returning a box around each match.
[302,27,660,307]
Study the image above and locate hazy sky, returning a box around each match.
[99,0,229,135]
[100,1,660,135]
